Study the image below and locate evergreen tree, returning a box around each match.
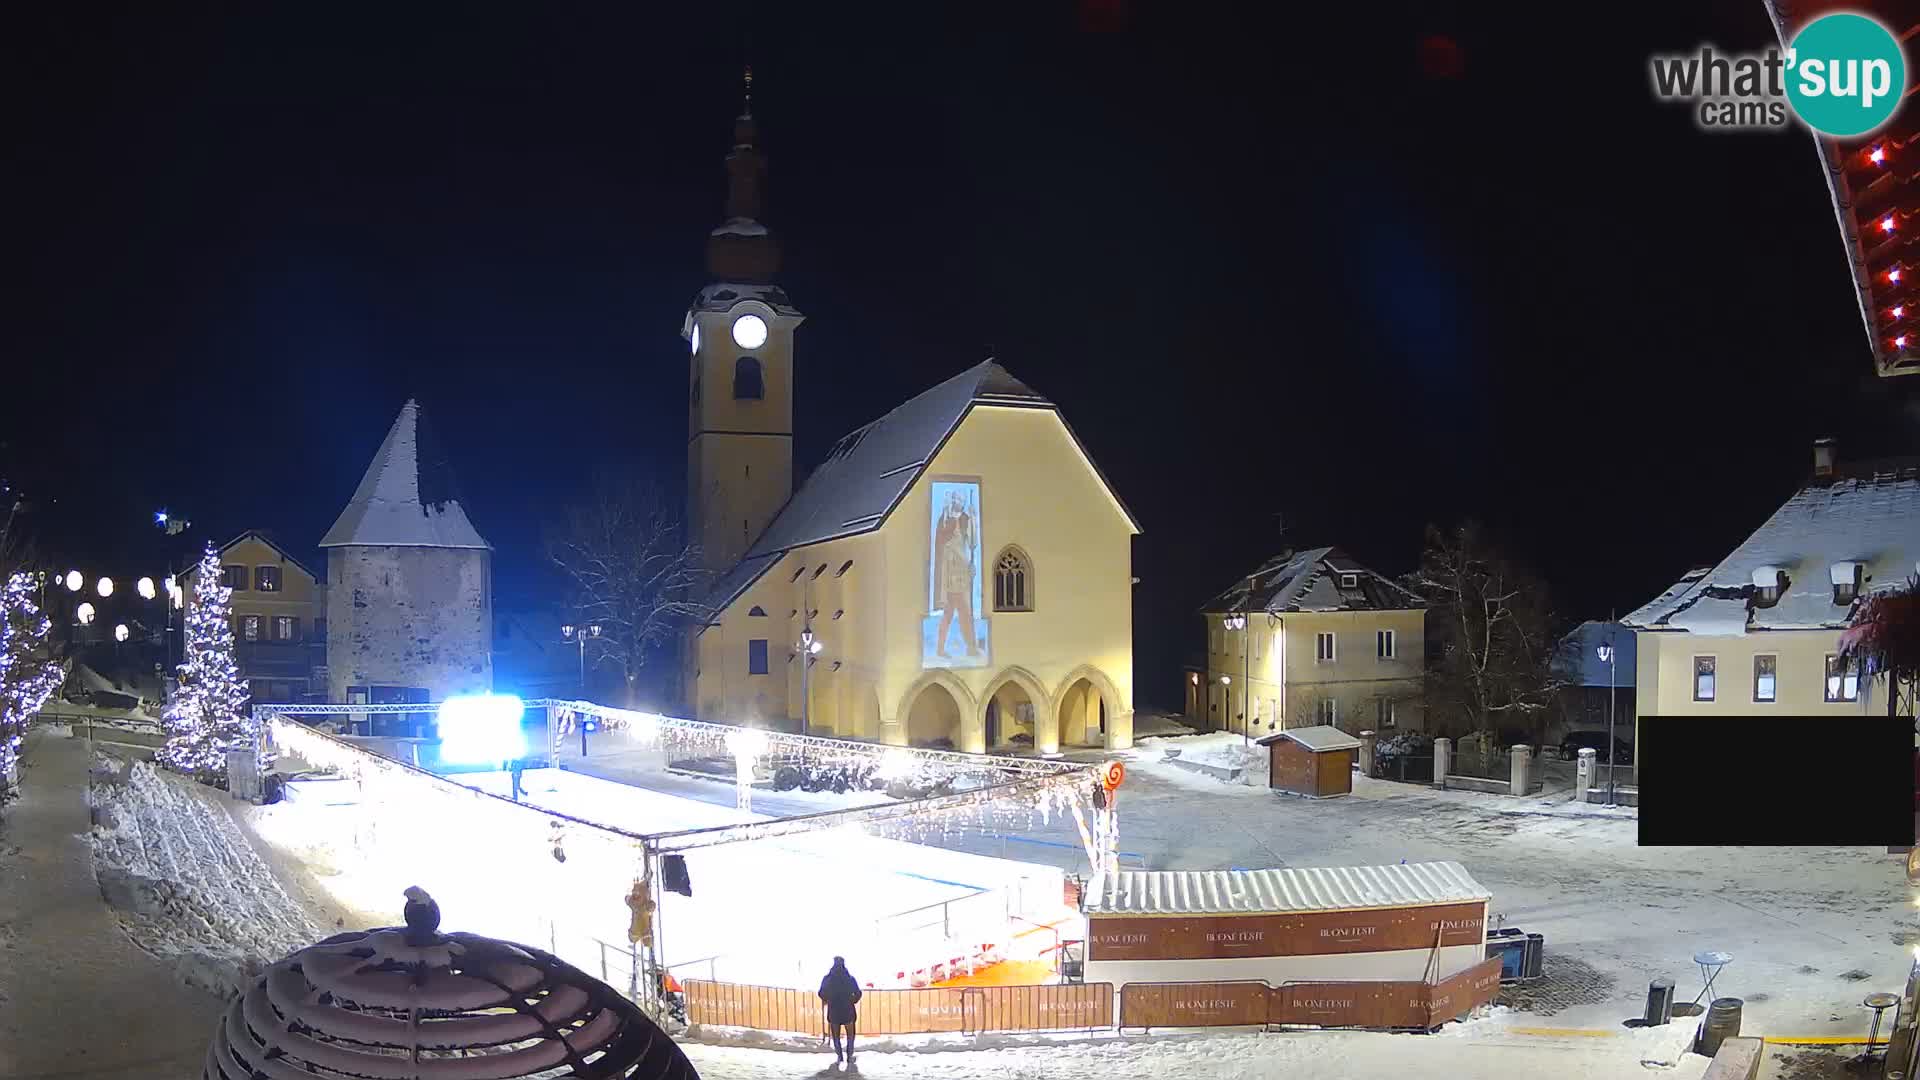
[1,572,67,803]
[160,543,251,778]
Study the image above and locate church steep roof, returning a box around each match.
[320,400,491,550]
[702,360,1137,618]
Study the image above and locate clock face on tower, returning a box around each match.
[731,313,768,350]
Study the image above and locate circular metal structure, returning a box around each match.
[206,889,699,1080]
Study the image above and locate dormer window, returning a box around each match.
[1339,573,1358,589]
[1830,561,1864,606]
[1750,566,1785,608]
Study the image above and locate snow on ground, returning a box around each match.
[86,753,322,997]
[681,1020,1709,1080]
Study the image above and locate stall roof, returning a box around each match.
[1084,861,1490,916]
[1256,724,1362,752]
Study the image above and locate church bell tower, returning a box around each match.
[685,68,804,574]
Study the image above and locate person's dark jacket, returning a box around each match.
[818,964,863,1024]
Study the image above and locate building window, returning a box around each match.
[748,639,769,675]
[836,560,854,577]
[1753,655,1776,702]
[222,565,247,590]
[1377,698,1397,727]
[1376,629,1396,660]
[747,605,767,617]
[994,547,1032,611]
[1339,573,1358,589]
[733,355,764,400]
[812,564,827,580]
[255,566,281,592]
[790,565,805,583]
[1317,698,1338,725]
[1826,654,1861,702]
[1316,631,1336,663]
[273,616,296,642]
[240,615,262,642]
[314,618,327,642]
[1692,655,1716,701]
[1209,622,1221,653]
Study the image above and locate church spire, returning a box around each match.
[708,66,780,282]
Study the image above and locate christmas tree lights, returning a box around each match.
[159,543,251,779]
[1,572,68,802]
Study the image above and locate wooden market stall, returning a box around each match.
[1084,861,1501,1029]
[1258,724,1361,797]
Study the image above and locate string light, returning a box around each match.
[1895,306,1906,319]
[1,573,66,796]
[1892,268,1904,284]
[1872,146,1887,165]
[159,542,251,777]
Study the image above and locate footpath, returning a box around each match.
[0,729,222,1080]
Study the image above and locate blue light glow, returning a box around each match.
[437,694,527,765]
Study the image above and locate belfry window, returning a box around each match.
[993,547,1033,612]
[733,355,764,400]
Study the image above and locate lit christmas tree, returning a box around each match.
[1,572,67,802]
[159,543,251,778]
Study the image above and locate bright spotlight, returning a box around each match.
[437,695,527,766]
[137,577,156,600]
[65,571,83,592]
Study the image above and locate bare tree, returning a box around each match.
[1407,522,1565,745]
[547,473,712,706]
[1841,574,1920,721]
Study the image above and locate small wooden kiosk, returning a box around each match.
[1259,725,1361,798]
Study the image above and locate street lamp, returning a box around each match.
[97,576,114,598]
[1596,637,1618,807]
[1223,612,1250,744]
[114,623,129,642]
[136,577,156,600]
[64,570,82,592]
[76,602,95,626]
[797,627,824,736]
[560,623,602,755]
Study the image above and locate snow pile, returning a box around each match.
[87,756,322,998]
[1134,732,1270,787]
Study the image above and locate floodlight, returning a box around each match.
[437,695,527,766]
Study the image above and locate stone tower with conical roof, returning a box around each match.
[320,400,493,725]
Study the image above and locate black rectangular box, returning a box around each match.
[1638,715,1914,847]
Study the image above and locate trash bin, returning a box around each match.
[1644,978,1675,1026]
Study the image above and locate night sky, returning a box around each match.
[7,2,1917,708]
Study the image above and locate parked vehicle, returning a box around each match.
[1560,730,1632,765]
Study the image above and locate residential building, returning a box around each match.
[1193,548,1426,739]
[686,99,1140,752]
[321,399,494,734]
[179,530,326,704]
[1550,620,1636,750]
[1623,441,1919,759]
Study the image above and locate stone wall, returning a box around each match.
[326,545,492,701]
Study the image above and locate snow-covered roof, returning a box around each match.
[1202,547,1421,615]
[703,361,1140,616]
[710,217,769,238]
[1084,861,1490,916]
[1623,459,1919,634]
[184,530,321,585]
[691,281,801,316]
[320,400,490,550]
[1552,621,1636,687]
[1256,724,1362,752]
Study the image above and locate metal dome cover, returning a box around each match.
[206,889,697,1080]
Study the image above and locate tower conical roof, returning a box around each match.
[320,400,490,550]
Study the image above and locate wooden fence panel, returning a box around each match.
[970,983,1113,1033]
[858,988,968,1035]
[685,980,818,1033]
[1271,980,1430,1030]
[1426,957,1503,1025]
[1118,981,1270,1030]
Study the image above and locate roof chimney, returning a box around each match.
[1813,437,1837,479]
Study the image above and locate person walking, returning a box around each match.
[817,956,863,1065]
[508,758,526,803]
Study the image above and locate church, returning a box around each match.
[685,86,1140,753]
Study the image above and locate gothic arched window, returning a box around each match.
[993,546,1033,612]
[733,355,764,400]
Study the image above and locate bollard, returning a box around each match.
[1358,730,1376,776]
[1576,747,1596,804]
[1508,745,1533,795]
[1644,978,1674,1026]
[1434,738,1451,789]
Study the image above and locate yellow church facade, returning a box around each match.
[691,364,1140,753]
[679,92,1137,752]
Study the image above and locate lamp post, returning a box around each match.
[797,627,823,736]
[1597,636,1618,808]
[1219,674,1232,739]
[1224,611,1250,745]
[560,623,601,755]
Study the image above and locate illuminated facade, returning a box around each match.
[179,530,326,704]
[684,87,1139,751]
[1766,0,1920,376]
[1193,548,1427,738]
